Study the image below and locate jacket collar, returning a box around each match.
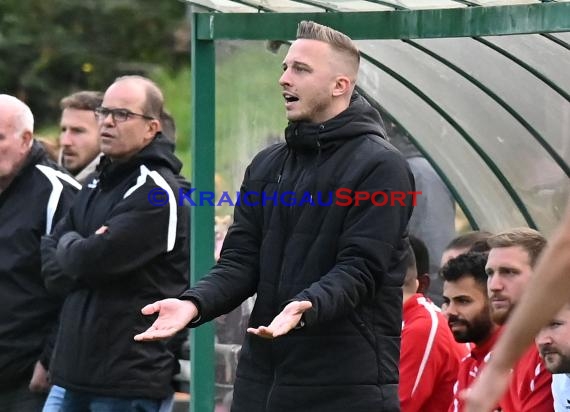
[96,133,181,188]
[284,92,386,153]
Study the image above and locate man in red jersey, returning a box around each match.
[442,252,499,412]
[485,228,553,412]
[461,204,570,412]
[399,237,466,412]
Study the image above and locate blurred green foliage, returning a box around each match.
[214,41,287,201]
[1,0,291,190]
[152,66,192,178]
[156,42,287,190]
[0,0,188,127]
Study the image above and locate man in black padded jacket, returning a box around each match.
[0,94,79,411]
[41,76,188,412]
[136,21,415,412]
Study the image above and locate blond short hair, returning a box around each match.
[488,228,547,267]
[60,91,103,111]
[296,20,360,72]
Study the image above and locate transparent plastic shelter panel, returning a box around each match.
[485,34,570,93]
[190,0,391,12]
[189,0,392,12]
[483,33,570,165]
[553,32,570,42]
[414,36,570,165]
[299,0,393,11]
[357,39,568,234]
[236,0,323,12]
[213,39,286,408]
[186,0,464,12]
[186,0,562,11]
[210,0,466,12]
[215,40,287,211]
[396,0,465,8]
[358,56,529,232]
[472,0,541,4]
[190,0,258,12]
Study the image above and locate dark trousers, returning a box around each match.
[61,389,162,412]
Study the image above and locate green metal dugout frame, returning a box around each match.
[190,3,570,410]
[194,3,570,40]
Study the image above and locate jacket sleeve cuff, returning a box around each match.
[281,297,314,328]
[55,231,83,273]
[179,294,202,326]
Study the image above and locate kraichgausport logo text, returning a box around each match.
[147,188,421,207]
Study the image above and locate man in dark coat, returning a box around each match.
[136,21,415,412]
[0,94,79,411]
[41,76,189,411]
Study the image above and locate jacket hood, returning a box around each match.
[97,133,182,183]
[284,92,386,152]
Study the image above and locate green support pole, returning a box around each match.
[190,11,216,412]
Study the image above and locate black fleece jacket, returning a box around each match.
[181,94,415,412]
[0,141,78,390]
[42,134,189,399]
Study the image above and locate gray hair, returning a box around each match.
[0,94,34,135]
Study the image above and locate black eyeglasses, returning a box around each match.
[94,107,154,123]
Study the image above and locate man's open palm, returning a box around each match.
[247,300,312,339]
[134,298,197,341]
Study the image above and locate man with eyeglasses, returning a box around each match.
[41,75,189,412]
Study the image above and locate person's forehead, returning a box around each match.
[103,81,145,109]
[444,276,485,298]
[486,246,530,268]
[557,304,570,320]
[545,307,570,338]
[61,108,97,124]
[0,98,20,115]
[0,113,17,135]
[283,38,331,64]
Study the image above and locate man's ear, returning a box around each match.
[21,130,33,149]
[332,75,352,97]
[146,119,161,139]
[417,273,431,295]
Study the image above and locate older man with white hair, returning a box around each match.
[0,94,79,411]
